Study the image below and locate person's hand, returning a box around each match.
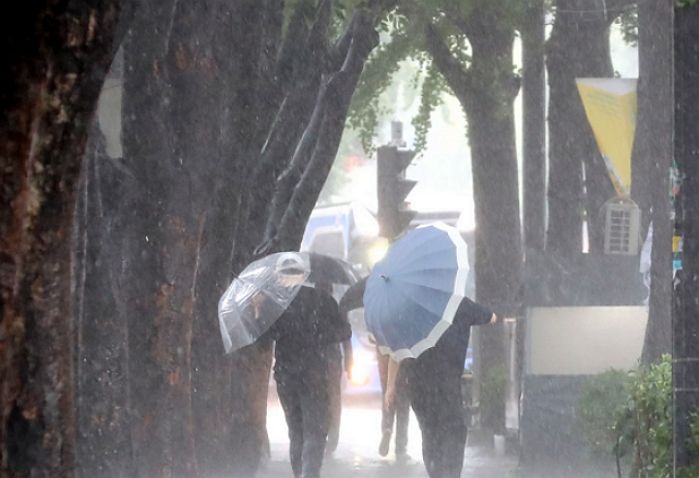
[489,313,498,325]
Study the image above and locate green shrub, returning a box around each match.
[577,369,632,458]
[677,412,699,478]
[479,365,508,432]
[577,355,699,478]
[622,355,673,478]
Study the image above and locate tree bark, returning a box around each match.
[546,0,616,261]
[425,2,523,433]
[635,0,673,364]
[0,3,123,476]
[521,0,547,257]
[121,2,201,475]
[75,127,132,478]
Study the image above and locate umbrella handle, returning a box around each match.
[380,274,389,282]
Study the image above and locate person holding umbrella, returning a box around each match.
[265,263,350,478]
[386,298,496,477]
[314,280,353,456]
[363,223,497,478]
[218,252,354,478]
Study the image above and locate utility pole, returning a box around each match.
[376,121,417,240]
[674,2,699,473]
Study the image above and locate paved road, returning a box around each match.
[258,396,520,478]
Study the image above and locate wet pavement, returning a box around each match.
[258,395,521,478]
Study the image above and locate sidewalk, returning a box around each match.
[258,402,520,478]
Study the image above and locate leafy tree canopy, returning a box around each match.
[347,0,525,153]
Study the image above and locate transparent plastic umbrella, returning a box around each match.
[218,252,311,354]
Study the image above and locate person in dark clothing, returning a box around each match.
[387,297,496,478]
[266,284,351,478]
[313,281,353,456]
[325,337,352,455]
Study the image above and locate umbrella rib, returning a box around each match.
[387,242,448,271]
[385,247,466,278]
[387,280,454,323]
[391,266,464,279]
[391,278,466,297]
[375,288,448,353]
[384,228,443,265]
[366,280,392,347]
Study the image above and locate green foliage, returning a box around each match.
[479,365,508,426]
[412,62,447,152]
[577,369,632,458]
[622,356,673,478]
[615,4,638,47]
[677,412,699,478]
[347,32,416,152]
[677,0,699,7]
[578,356,699,478]
[347,0,525,153]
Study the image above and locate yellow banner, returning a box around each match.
[576,78,637,196]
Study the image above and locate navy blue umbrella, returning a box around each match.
[363,223,470,360]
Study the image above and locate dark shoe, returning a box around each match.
[379,431,391,457]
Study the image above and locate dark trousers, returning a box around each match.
[276,365,330,478]
[326,344,343,453]
[409,378,466,478]
[377,351,409,453]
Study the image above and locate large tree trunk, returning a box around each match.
[521,0,546,257]
[546,0,617,262]
[0,3,123,476]
[118,2,380,475]
[74,127,132,478]
[121,2,204,475]
[466,39,522,437]
[632,0,673,364]
[425,2,523,433]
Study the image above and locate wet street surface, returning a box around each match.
[258,395,520,478]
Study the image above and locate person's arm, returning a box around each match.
[457,297,497,326]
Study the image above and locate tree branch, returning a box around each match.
[260,77,331,245]
[264,14,380,253]
[423,23,473,100]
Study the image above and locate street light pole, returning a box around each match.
[673,2,699,472]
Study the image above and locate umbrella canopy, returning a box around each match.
[338,276,367,314]
[218,252,358,353]
[218,252,310,353]
[307,252,359,286]
[362,222,469,361]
